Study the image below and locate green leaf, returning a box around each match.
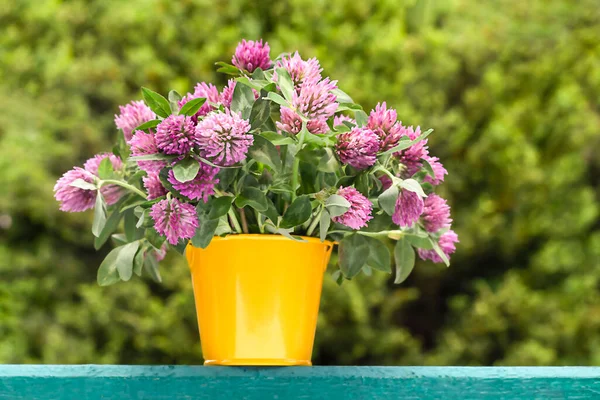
[334,123,352,133]
[129,153,176,162]
[111,233,128,246]
[124,209,144,241]
[127,169,147,185]
[339,233,370,278]
[381,128,433,155]
[421,182,435,195]
[252,68,265,80]
[331,269,345,286]
[145,228,166,249]
[171,241,188,255]
[141,87,171,118]
[331,88,354,104]
[336,176,355,187]
[405,233,434,249]
[302,132,329,146]
[259,131,296,145]
[236,77,271,91]
[265,225,307,242]
[266,92,288,107]
[144,253,162,283]
[325,194,351,217]
[97,247,121,286]
[179,97,206,117]
[215,61,241,75]
[364,237,392,273]
[115,128,130,160]
[115,241,139,281]
[248,135,282,172]
[216,168,238,191]
[168,90,182,114]
[231,82,254,119]
[135,208,149,229]
[235,187,268,212]
[394,237,416,284]
[263,197,280,224]
[133,246,145,277]
[69,179,97,191]
[215,217,233,236]
[421,157,435,178]
[97,157,114,180]
[362,265,373,276]
[92,192,107,237]
[94,209,123,250]
[280,195,312,229]
[133,119,161,132]
[275,67,295,102]
[263,83,278,93]
[355,173,371,196]
[319,209,331,241]
[120,198,158,212]
[249,93,271,130]
[191,219,219,249]
[336,103,363,112]
[317,147,340,173]
[173,157,200,183]
[355,110,368,127]
[432,240,451,267]
[208,196,234,219]
[400,178,426,198]
[378,185,399,216]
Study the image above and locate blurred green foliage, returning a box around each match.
[1,0,599,365]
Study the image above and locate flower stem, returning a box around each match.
[238,207,249,233]
[291,126,308,202]
[101,179,147,199]
[306,207,323,237]
[374,166,397,182]
[228,208,243,233]
[255,209,265,234]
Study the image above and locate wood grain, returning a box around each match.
[1,366,599,399]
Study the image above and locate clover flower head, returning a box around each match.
[392,189,424,227]
[114,100,156,141]
[155,115,197,155]
[417,230,459,264]
[195,109,253,166]
[150,198,199,245]
[232,39,272,72]
[332,187,373,230]
[336,127,380,169]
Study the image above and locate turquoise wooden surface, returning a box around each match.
[1,366,599,399]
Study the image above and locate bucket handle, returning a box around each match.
[323,241,337,271]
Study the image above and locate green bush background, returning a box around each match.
[1,0,599,365]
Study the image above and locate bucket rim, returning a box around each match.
[190,234,335,246]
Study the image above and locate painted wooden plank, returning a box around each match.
[0,366,599,400]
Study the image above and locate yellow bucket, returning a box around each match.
[186,234,334,366]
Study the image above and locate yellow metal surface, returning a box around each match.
[186,235,334,366]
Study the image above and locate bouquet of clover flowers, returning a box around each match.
[54,39,458,286]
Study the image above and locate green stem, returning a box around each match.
[280,145,288,171]
[279,145,289,211]
[255,209,265,234]
[101,179,147,199]
[290,128,307,202]
[238,207,249,234]
[214,188,229,197]
[306,207,323,237]
[228,208,243,233]
[374,166,397,182]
